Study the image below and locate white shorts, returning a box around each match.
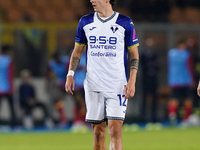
[84,87,128,124]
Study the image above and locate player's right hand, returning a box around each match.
[125,81,135,99]
[65,76,75,95]
[197,81,200,97]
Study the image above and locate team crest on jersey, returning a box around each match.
[110,25,118,33]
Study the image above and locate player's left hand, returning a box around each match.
[125,82,135,99]
[197,81,200,97]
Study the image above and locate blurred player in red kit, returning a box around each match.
[168,39,194,125]
[0,45,17,127]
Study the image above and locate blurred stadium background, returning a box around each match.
[0,0,199,133]
[0,0,200,150]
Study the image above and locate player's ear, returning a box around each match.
[106,0,110,4]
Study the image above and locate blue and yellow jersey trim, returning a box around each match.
[75,42,86,46]
[127,43,139,49]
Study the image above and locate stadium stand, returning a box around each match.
[0,0,199,23]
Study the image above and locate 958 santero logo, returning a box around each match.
[89,36,117,50]
[89,36,117,44]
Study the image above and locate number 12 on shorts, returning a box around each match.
[117,94,127,106]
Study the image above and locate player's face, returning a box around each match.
[90,0,108,12]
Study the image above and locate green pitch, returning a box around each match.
[0,127,200,150]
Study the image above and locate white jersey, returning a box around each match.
[75,11,139,93]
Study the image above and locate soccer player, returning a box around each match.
[197,80,200,97]
[167,39,194,124]
[0,45,17,127]
[65,0,139,149]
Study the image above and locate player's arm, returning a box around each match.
[65,44,85,95]
[125,46,139,99]
[197,80,200,97]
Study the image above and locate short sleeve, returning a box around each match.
[75,18,87,46]
[125,19,139,49]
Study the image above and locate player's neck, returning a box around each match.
[97,6,114,18]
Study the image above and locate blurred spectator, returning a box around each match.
[73,50,87,127]
[19,69,54,129]
[167,39,194,125]
[0,45,17,127]
[140,38,159,123]
[47,52,69,126]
